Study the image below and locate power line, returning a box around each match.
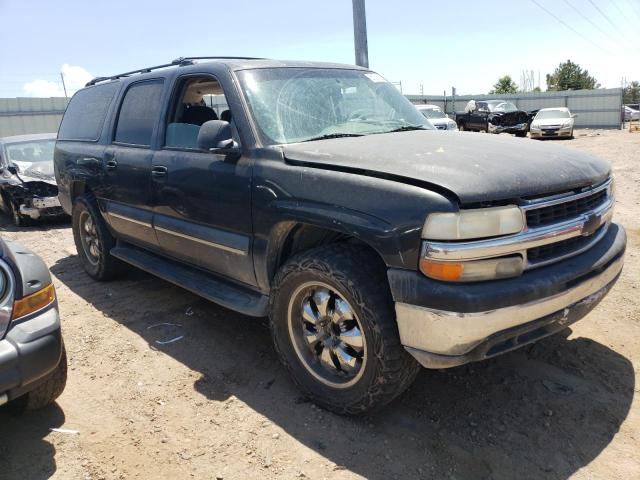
[611,0,638,29]
[625,0,640,20]
[529,0,610,53]
[561,0,623,44]
[586,0,633,42]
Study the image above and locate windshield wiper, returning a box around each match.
[302,133,364,142]
[383,125,428,133]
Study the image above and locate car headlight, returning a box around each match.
[422,205,524,240]
[530,123,540,130]
[419,255,524,282]
[561,121,572,128]
[447,121,457,130]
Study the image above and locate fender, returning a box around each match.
[252,199,401,293]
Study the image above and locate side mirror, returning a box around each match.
[7,165,18,175]
[197,120,240,159]
[571,114,577,118]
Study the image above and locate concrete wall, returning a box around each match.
[0,97,68,137]
[406,88,624,129]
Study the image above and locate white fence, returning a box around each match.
[0,97,68,137]
[406,88,624,129]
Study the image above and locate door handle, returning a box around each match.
[105,159,118,171]
[151,165,168,179]
[78,157,100,167]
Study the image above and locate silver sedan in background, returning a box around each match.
[529,107,575,139]
[415,104,458,130]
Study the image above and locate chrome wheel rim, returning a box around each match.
[287,281,367,388]
[79,211,100,266]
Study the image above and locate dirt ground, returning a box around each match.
[0,129,638,480]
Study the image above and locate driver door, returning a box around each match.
[151,74,256,286]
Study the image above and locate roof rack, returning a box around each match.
[85,56,267,87]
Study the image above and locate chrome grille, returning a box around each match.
[527,225,605,264]
[525,184,609,228]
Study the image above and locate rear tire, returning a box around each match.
[72,194,125,280]
[269,243,420,415]
[9,343,67,414]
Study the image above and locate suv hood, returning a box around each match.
[281,130,610,204]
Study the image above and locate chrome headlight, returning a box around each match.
[447,121,458,130]
[422,205,525,240]
[561,120,572,128]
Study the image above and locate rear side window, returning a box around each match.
[114,80,164,146]
[58,83,119,141]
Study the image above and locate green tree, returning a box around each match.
[489,75,518,94]
[546,60,600,91]
[623,81,640,103]
[532,86,542,93]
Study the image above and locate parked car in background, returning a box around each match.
[415,104,457,130]
[0,133,66,226]
[0,237,67,413]
[55,58,624,414]
[623,106,639,122]
[529,107,576,139]
[456,99,529,137]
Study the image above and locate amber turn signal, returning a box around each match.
[11,283,56,320]
[419,259,464,281]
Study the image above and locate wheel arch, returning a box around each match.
[259,211,397,291]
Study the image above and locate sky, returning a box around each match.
[1,0,639,98]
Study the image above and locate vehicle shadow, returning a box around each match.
[50,254,635,480]
[0,403,65,479]
[0,215,70,233]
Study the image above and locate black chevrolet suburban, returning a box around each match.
[0,237,66,413]
[54,57,625,414]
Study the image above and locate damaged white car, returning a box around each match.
[0,133,66,226]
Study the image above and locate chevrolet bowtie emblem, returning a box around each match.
[582,213,601,236]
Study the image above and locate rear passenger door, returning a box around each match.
[102,80,165,248]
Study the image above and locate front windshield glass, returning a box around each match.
[487,101,518,113]
[419,108,446,120]
[237,68,431,145]
[5,140,55,165]
[535,109,570,119]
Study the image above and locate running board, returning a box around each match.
[110,243,268,317]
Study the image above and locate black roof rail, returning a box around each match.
[85,56,268,87]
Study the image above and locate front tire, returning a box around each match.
[72,194,124,280]
[270,243,420,415]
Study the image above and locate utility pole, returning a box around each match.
[352,0,369,68]
[60,72,68,98]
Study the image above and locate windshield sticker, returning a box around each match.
[365,73,386,83]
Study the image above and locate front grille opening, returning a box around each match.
[527,225,605,263]
[526,188,607,228]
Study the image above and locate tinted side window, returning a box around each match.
[58,83,119,141]
[115,80,164,146]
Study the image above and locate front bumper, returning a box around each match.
[389,223,625,368]
[530,127,573,138]
[0,305,62,404]
[19,196,65,220]
[487,122,528,134]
